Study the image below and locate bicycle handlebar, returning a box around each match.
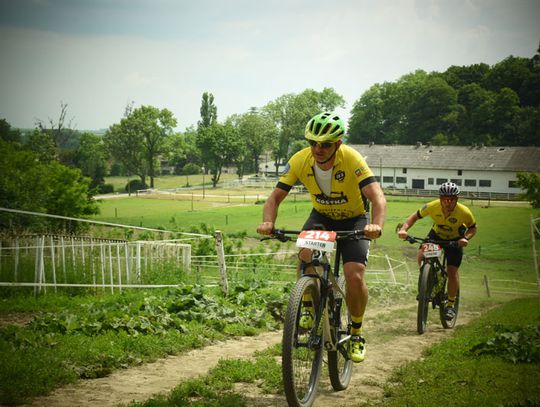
[404,235,460,248]
[262,228,369,243]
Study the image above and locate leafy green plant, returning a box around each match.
[471,325,540,363]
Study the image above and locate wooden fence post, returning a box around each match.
[214,230,229,296]
[483,274,491,298]
[530,215,540,303]
[385,254,397,284]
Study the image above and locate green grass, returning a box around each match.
[104,174,242,193]
[1,192,538,405]
[377,297,540,407]
[123,297,540,407]
[93,193,536,239]
[0,283,287,404]
[124,344,283,407]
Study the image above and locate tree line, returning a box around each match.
[1,44,539,231]
[102,42,540,189]
[348,44,540,146]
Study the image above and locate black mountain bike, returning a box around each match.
[403,235,460,334]
[266,228,368,407]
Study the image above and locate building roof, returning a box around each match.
[350,144,540,172]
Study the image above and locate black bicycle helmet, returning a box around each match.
[439,182,460,196]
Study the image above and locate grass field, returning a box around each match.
[1,186,538,405]
[91,191,539,298]
[105,174,241,193]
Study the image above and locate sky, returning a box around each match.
[0,0,539,132]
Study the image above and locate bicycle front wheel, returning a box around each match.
[282,276,323,407]
[417,263,433,334]
[328,275,353,391]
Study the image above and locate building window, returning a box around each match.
[450,179,462,186]
[402,168,407,174]
[383,176,394,183]
[457,170,463,176]
[508,180,518,188]
[396,177,407,183]
[436,178,447,185]
[479,180,491,187]
[465,179,476,187]
[428,178,434,185]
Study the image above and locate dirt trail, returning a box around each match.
[240,305,484,407]
[20,301,485,407]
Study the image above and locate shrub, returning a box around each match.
[125,179,147,193]
[97,183,114,194]
[182,163,201,175]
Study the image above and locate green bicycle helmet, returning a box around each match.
[305,112,345,142]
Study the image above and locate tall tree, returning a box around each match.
[229,111,278,176]
[75,132,108,190]
[492,87,521,145]
[263,88,345,173]
[196,122,240,186]
[24,129,57,163]
[0,118,21,143]
[0,139,99,232]
[198,92,218,129]
[34,102,78,150]
[404,76,460,144]
[483,56,531,96]
[164,127,202,175]
[516,172,540,208]
[104,105,177,188]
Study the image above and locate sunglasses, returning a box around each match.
[308,140,335,149]
[440,196,458,202]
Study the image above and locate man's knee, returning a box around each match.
[344,263,366,284]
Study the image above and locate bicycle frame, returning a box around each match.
[419,243,448,303]
[404,235,460,333]
[300,244,349,353]
[266,228,367,407]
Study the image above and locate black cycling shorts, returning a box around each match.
[302,209,370,265]
[427,230,463,268]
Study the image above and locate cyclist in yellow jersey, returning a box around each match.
[397,182,477,320]
[257,112,386,363]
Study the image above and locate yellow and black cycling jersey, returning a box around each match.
[276,145,377,220]
[418,200,476,240]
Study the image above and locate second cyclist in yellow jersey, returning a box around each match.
[397,182,477,322]
[417,199,476,240]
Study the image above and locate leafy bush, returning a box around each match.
[125,179,147,193]
[97,183,114,194]
[182,163,201,175]
[471,325,540,363]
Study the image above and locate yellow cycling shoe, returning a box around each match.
[350,335,366,363]
[299,310,314,330]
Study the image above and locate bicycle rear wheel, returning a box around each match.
[282,276,323,407]
[328,275,353,391]
[417,263,433,334]
[440,287,460,329]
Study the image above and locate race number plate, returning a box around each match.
[422,243,442,258]
[296,230,336,253]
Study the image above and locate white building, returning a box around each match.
[351,143,540,199]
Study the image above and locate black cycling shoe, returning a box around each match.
[444,307,456,321]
